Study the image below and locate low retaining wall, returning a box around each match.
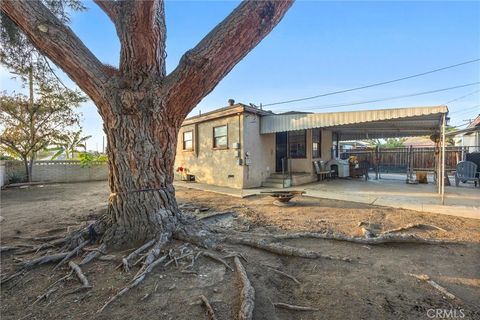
[0,160,108,186]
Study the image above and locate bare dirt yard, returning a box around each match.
[1,181,479,320]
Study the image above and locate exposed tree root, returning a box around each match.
[226,236,352,262]
[21,238,67,254]
[265,265,300,284]
[121,239,156,272]
[98,254,168,313]
[80,243,107,266]
[382,223,447,235]
[68,261,91,288]
[134,232,171,278]
[0,245,34,253]
[199,295,218,320]
[53,239,90,271]
[408,273,457,300]
[22,252,70,269]
[234,257,255,320]
[202,251,233,271]
[273,302,319,311]
[218,229,459,245]
[14,235,64,242]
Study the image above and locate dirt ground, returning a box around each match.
[1,181,479,320]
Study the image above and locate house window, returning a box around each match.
[288,130,306,158]
[183,131,193,150]
[312,128,322,158]
[213,125,228,148]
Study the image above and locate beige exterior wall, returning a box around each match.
[242,114,275,188]
[284,128,333,174]
[175,114,244,188]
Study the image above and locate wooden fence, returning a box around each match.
[341,146,470,172]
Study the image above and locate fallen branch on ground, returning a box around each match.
[234,257,255,320]
[202,252,233,271]
[199,295,218,320]
[98,254,168,313]
[32,286,58,305]
[273,302,319,311]
[408,273,456,300]
[164,251,193,267]
[265,265,300,284]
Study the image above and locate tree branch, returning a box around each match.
[93,0,119,23]
[1,0,110,112]
[116,0,167,81]
[164,0,293,118]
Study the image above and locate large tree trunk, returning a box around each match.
[1,0,294,249]
[101,90,181,248]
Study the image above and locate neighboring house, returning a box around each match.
[452,114,480,152]
[403,136,435,147]
[175,103,447,189]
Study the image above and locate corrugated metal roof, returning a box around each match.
[260,106,448,139]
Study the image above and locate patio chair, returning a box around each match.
[313,160,332,181]
[455,161,479,187]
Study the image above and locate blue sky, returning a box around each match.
[1,0,479,151]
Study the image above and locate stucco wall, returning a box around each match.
[174,114,244,188]
[242,114,275,188]
[174,112,335,189]
[288,129,333,173]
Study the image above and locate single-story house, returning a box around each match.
[451,114,480,152]
[174,102,448,189]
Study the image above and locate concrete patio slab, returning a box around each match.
[175,175,480,219]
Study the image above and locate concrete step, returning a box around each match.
[262,182,286,188]
[269,173,289,179]
[262,179,291,188]
[263,177,286,183]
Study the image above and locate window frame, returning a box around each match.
[312,128,322,158]
[182,130,194,151]
[288,130,307,159]
[213,124,228,149]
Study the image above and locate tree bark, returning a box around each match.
[1,0,294,248]
[101,89,180,248]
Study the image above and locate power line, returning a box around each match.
[273,82,480,112]
[263,58,480,107]
[449,104,480,114]
[444,89,480,104]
